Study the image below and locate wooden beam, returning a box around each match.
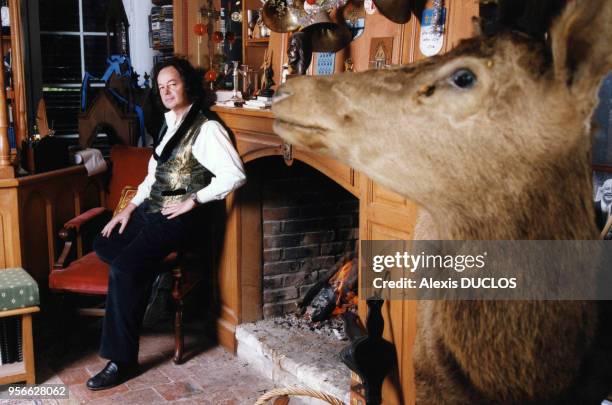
[0,21,14,179]
[9,0,27,148]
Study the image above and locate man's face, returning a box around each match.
[157,66,188,112]
[602,180,612,204]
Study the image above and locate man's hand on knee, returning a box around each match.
[101,203,137,237]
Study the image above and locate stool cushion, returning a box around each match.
[0,268,40,311]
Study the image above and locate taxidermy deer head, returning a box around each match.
[273,0,612,402]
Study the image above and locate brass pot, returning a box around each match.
[262,0,302,33]
[302,10,352,52]
[372,0,411,24]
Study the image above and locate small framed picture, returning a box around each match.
[592,167,612,237]
[593,74,612,165]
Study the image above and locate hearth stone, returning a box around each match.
[236,316,350,404]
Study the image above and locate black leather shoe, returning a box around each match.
[86,361,139,391]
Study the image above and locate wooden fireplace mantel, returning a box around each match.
[211,106,360,196]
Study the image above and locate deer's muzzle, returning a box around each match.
[272,87,293,104]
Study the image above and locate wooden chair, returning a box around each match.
[49,145,203,364]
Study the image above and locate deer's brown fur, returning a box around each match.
[272,0,612,403]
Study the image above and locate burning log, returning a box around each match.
[300,256,358,322]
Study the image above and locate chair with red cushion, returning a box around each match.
[49,145,202,364]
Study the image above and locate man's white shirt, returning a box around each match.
[131,105,246,206]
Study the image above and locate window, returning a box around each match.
[39,0,113,138]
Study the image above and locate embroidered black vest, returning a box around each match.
[147,109,213,213]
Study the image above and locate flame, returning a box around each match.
[329,260,358,316]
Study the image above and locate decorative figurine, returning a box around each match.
[344,57,355,72]
[260,49,275,97]
[287,31,312,75]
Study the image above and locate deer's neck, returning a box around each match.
[432,155,598,240]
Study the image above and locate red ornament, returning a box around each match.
[204,70,218,82]
[226,32,236,44]
[306,0,317,5]
[212,31,224,43]
[193,23,207,36]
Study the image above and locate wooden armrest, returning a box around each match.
[54,207,110,271]
[64,207,107,231]
[54,232,75,271]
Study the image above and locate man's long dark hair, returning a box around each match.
[152,57,215,111]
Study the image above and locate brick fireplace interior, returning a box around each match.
[248,157,359,319]
[236,157,360,400]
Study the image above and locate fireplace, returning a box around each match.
[248,157,359,319]
[228,157,360,402]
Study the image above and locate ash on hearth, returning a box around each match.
[271,312,348,341]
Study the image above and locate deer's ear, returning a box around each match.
[550,0,612,93]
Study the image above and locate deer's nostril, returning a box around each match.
[273,87,293,104]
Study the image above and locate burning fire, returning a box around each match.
[330,260,358,316]
[301,256,359,322]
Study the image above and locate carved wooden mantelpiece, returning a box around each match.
[212,106,360,196]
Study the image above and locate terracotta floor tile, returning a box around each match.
[195,375,236,394]
[153,379,204,401]
[46,399,81,405]
[182,361,207,378]
[92,387,166,405]
[57,367,92,385]
[126,368,171,390]
[169,396,214,405]
[68,382,129,402]
[157,362,191,382]
[204,389,244,404]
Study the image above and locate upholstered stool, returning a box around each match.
[0,267,40,384]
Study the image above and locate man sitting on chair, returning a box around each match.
[86,57,246,390]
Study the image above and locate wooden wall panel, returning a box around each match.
[19,193,48,282]
[217,191,241,351]
[337,11,406,73]
[360,171,418,405]
[446,0,479,50]
[0,184,20,268]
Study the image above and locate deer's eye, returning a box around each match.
[451,69,476,89]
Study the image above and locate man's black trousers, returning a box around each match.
[93,202,193,363]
